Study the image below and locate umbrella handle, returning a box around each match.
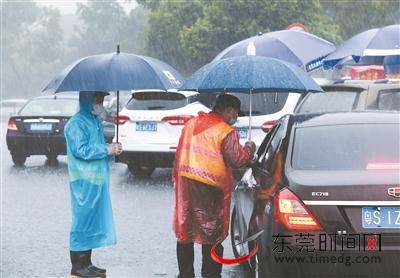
[248,89,252,141]
[116,90,119,143]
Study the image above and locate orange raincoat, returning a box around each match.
[173,112,253,244]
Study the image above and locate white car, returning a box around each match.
[115,90,210,177]
[115,89,302,177]
[196,92,302,147]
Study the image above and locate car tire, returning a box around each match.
[127,163,155,178]
[11,153,26,167]
[230,206,255,275]
[45,154,59,167]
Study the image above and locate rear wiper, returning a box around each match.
[148,106,165,110]
[240,110,262,116]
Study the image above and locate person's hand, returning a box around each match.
[108,143,123,155]
[245,141,256,153]
[115,142,123,155]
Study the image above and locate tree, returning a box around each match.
[323,0,400,41]
[138,0,341,75]
[1,1,64,98]
[68,0,146,58]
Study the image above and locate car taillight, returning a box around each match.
[7,119,18,131]
[114,115,130,125]
[366,162,400,170]
[274,188,321,231]
[162,115,194,125]
[261,120,277,133]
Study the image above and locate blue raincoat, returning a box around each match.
[64,92,116,251]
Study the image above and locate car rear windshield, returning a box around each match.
[378,89,400,111]
[197,92,289,116]
[126,92,190,110]
[296,92,359,113]
[292,123,399,170]
[19,99,78,116]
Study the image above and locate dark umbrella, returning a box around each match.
[180,55,322,139]
[213,30,335,72]
[43,46,184,142]
[323,25,400,69]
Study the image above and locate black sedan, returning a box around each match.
[231,111,400,278]
[6,94,79,166]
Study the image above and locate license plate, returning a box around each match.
[362,207,400,228]
[136,122,157,132]
[30,123,52,131]
[236,127,248,139]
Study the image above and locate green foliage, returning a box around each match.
[68,0,146,57]
[323,0,400,41]
[1,1,64,98]
[2,0,399,99]
[140,0,343,74]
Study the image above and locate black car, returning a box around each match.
[231,111,400,277]
[6,94,79,166]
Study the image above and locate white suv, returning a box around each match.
[115,90,210,177]
[196,92,302,146]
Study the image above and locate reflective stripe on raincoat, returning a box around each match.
[177,112,234,187]
[64,92,116,251]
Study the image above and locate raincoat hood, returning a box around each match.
[79,91,95,114]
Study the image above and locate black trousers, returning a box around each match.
[177,242,224,278]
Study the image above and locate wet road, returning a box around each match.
[0,122,247,278]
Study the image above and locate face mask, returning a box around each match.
[229,118,237,125]
[92,103,105,116]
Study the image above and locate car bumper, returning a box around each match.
[116,151,176,168]
[6,131,66,155]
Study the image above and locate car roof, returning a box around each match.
[31,93,79,100]
[294,111,400,128]
[1,98,28,103]
[131,89,198,98]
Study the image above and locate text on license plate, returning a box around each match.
[236,127,248,139]
[30,123,52,131]
[136,122,157,132]
[362,207,400,228]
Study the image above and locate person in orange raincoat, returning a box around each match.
[173,94,256,278]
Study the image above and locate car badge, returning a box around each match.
[387,187,400,198]
[39,118,43,122]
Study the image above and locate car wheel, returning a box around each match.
[230,206,255,275]
[127,163,155,178]
[45,154,59,167]
[11,153,26,167]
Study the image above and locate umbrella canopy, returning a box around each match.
[42,52,183,93]
[180,56,322,93]
[323,25,400,69]
[213,30,335,72]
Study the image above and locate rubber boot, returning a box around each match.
[86,250,106,275]
[70,251,103,278]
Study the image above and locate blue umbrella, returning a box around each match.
[323,25,400,69]
[180,56,322,139]
[43,46,184,143]
[181,56,321,93]
[213,30,335,72]
[43,50,183,93]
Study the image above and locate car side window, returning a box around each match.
[260,123,285,172]
[378,89,400,111]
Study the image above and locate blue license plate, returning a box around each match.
[136,122,157,132]
[362,207,400,228]
[30,123,52,131]
[236,127,248,139]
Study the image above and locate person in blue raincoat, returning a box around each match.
[64,91,122,278]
